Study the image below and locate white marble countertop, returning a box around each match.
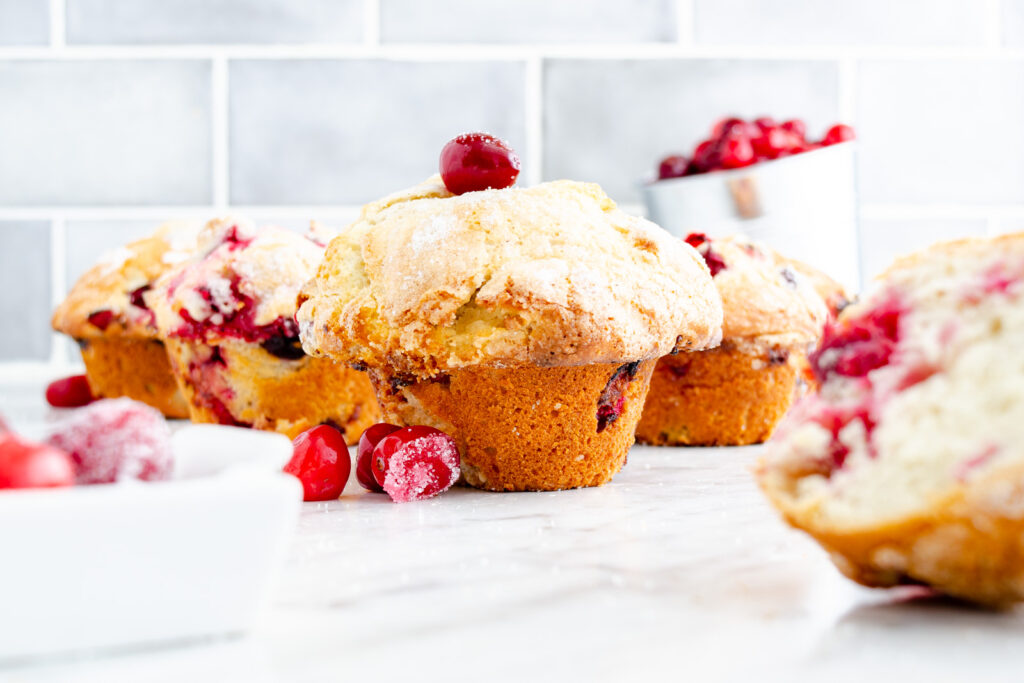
[3,374,1024,683]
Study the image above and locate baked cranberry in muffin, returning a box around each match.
[636,234,831,447]
[150,217,380,442]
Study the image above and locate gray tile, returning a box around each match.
[66,0,362,44]
[229,59,526,205]
[859,218,988,284]
[857,60,1024,204]
[0,0,49,45]
[543,59,840,204]
[0,222,51,360]
[380,0,675,43]
[694,0,985,46]
[64,220,167,291]
[0,60,212,206]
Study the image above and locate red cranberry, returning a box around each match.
[822,124,856,146]
[809,296,904,383]
[780,119,807,140]
[0,434,75,489]
[691,140,717,172]
[371,425,460,503]
[716,133,756,169]
[284,424,351,502]
[45,375,96,408]
[439,133,521,195]
[47,398,173,484]
[356,423,400,493]
[596,362,640,432]
[129,285,152,310]
[87,309,115,331]
[711,116,749,139]
[752,125,790,159]
[657,155,690,180]
[753,116,777,132]
[684,232,727,277]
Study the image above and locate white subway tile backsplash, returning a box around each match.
[0,0,49,45]
[66,0,363,44]
[229,59,526,205]
[380,0,675,43]
[693,0,987,46]
[0,222,51,360]
[858,218,987,283]
[857,60,1024,205]
[543,59,840,204]
[0,60,212,206]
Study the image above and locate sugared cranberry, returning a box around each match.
[45,374,96,408]
[684,232,728,277]
[439,133,520,195]
[356,423,400,493]
[780,119,807,140]
[809,296,904,383]
[371,425,460,503]
[822,124,856,146]
[87,309,115,331]
[284,424,351,502]
[657,154,690,180]
[46,398,172,484]
[0,434,75,489]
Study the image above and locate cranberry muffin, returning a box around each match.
[758,233,1024,606]
[636,234,830,447]
[150,217,379,442]
[297,177,723,491]
[52,222,201,418]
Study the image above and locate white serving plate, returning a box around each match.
[0,424,302,663]
[642,142,860,290]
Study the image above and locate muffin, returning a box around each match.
[297,176,723,491]
[635,234,830,447]
[150,217,379,442]
[757,233,1024,606]
[52,222,201,418]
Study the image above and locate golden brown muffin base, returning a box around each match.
[79,337,189,419]
[165,339,380,442]
[635,343,802,447]
[368,360,655,492]
[758,461,1024,607]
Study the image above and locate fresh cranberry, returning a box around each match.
[822,124,856,146]
[0,434,75,489]
[284,424,351,502]
[751,125,790,159]
[356,423,400,493]
[596,362,640,432]
[753,116,777,132]
[716,133,756,169]
[711,116,749,139]
[45,375,96,408]
[809,295,904,383]
[780,119,807,140]
[46,398,172,484]
[657,154,690,180]
[691,140,717,172]
[439,133,520,195]
[684,232,728,277]
[371,425,460,503]
[87,309,115,331]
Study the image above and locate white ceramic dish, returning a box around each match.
[642,142,860,290]
[0,424,301,663]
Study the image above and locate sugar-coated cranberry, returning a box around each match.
[87,309,115,331]
[809,295,904,383]
[371,425,460,503]
[439,133,521,195]
[0,434,75,489]
[356,423,400,492]
[284,424,351,502]
[45,374,96,408]
[822,124,856,146]
[780,119,807,140]
[47,398,172,484]
[657,155,690,180]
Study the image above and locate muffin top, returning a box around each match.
[297,176,723,377]
[52,221,201,340]
[151,217,328,350]
[684,233,830,349]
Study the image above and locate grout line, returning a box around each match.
[838,58,857,123]
[211,56,229,209]
[363,0,381,46]
[48,0,65,48]
[675,0,695,45]
[48,217,67,365]
[524,56,544,186]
